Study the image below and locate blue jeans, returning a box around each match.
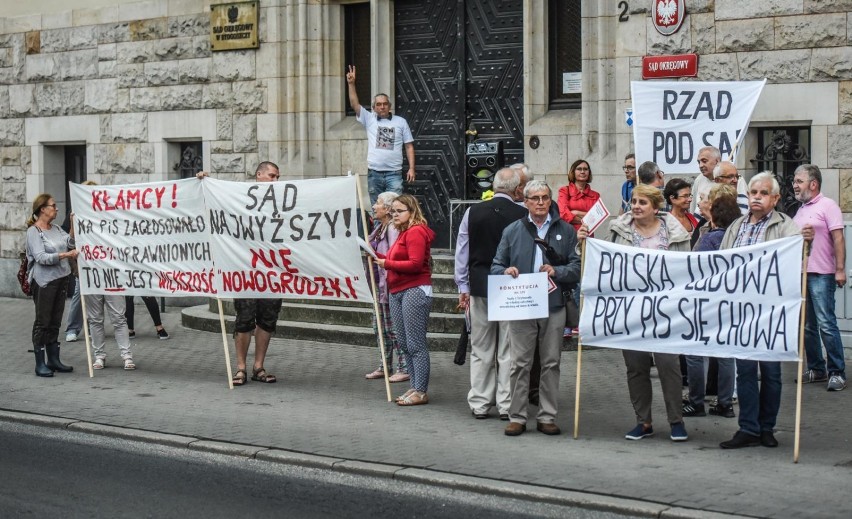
[804,273,846,377]
[367,169,404,206]
[686,355,735,407]
[65,277,83,335]
[735,359,781,436]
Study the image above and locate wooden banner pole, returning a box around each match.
[353,172,392,402]
[793,241,810,463]
[217,298,234,390]
[80,291,94,378]
[573,238,587,440]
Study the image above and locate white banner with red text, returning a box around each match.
[201,176,372,301]
[631,80,765,174]
[578,236,803,361]
[70,177,373,303]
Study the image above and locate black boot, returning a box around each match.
[45,342,73,373]
[32,347,54,377]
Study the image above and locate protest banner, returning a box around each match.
[578,236,803,361]
[202,176,373,302]
[631,80,765,174]
[70,179,211,296]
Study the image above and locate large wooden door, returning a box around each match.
[395,0,523,247]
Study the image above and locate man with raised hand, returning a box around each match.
[346,65,415,206]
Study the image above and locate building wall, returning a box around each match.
[1,0,851,296]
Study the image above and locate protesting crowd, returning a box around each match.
[22,69,847,452]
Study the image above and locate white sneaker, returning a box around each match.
[827,374,847,391]
[93,358,105,370]
[65,332,78,342]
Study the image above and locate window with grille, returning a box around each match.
[173,142,204,179]
[549,0,582,109]
[344,3,372,116]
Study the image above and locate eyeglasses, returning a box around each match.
[718,174,740,181]
[525,195,550,204]
[791,178,813,185]
[390,209,409,215]
[672,193,693,199]
[622,166,636,171]
[45,204,57,209]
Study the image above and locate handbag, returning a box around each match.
[17,255,31,296]
[564,288,579,328]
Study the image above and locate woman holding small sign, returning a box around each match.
[376,194,435,406]
[26,193,78,377]
[578,184,691,442]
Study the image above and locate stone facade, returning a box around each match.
[1,0,851,298]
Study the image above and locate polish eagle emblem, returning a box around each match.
[652,0,686,36]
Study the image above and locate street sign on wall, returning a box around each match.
[642,54,698,79]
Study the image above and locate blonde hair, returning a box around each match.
[631,183,664,210]
[392,194,428,231]
[26,193,53,227]
[706,183,736,205]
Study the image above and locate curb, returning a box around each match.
[0,409,749,519]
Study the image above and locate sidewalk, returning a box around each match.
[1,297,849,518]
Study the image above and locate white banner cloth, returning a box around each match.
[202,176,373,302]
[631,80,765,174]
[70,179,212,296]
[578,236,803,361]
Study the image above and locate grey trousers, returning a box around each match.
[506,307,565,424]
[623,350,683,424]
[468,296,512,415]
[85,294,132,360]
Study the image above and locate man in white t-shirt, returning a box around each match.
[346,65,416,205]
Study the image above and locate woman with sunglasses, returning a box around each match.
[26,193,78,377]
[376,194,435,406]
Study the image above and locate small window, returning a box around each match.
[549,0,582,109]
[173,142,204,179]
[344,2,372,116]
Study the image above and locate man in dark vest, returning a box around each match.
[455,167,528,419]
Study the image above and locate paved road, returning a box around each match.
[2,297,850,518]
[0,421,626,519]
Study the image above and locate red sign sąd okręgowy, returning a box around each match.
[642,53,698,79]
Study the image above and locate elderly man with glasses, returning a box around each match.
[712,161,748,215]
[491,180,581,437]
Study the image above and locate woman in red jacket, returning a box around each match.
[557,159,601,231]
[377,194,435,406]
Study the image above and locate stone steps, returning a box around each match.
[181,304,463,351]
[181,251,465,351]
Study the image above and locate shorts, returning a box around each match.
[233,298,283,334]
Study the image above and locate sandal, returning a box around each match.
[251,367,276,383]
[388,372,410,383]
[394,388,416,403]
[232,369,247,386]
[123,358,136,371]
[397,391,429,406]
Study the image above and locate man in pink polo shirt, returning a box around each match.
[793,164,847,391]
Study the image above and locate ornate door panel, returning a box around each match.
[395,0,523,247]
